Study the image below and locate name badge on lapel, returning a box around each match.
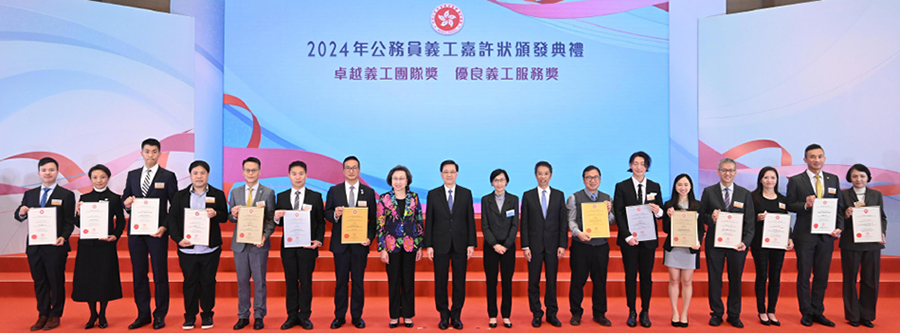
[357,200,367,207]
[733,201,744,209]
[256,201,266,207]
[506,209,515,217]
[647,193,657,201]
[154,182,165,189]
[855,201,865,208]
[827,187,837,195]
[205,197,216,204]
[51,199,62,206]
[302,204,312,211]
[778,202,786,210]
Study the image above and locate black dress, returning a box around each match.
[71,189,125,302]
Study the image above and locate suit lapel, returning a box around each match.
[864,188,877,207]
[799,172,816,197]
[712,185,726,210]
[626,179,640,204]
[337,183,347,207]
[235,185,246,206]
[485,193,499,216]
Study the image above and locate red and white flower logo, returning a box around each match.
[431,4,464,35]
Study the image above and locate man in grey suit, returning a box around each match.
[227,157,276,330]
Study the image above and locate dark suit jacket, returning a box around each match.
[520,187,567,253]
[785,171,844,243]
[481,192,519,249]
[121,166,178,234]
[15,185,77,252]
[423,185,477,254]
[699,183,756,247]
[613,177,663,248]
[840,188,888,251]
[324,182,377,254]
[167,185,229,249]
[275,188,326,250]
[661,199,703,253]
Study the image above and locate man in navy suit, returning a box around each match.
[15,157,76,331]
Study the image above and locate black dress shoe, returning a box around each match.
[531,318,541,328]
[281,317,298,330]
[389,319,399,329]
[759,314,771,326]
[593,316,611,326]
[330,318,345,329]
[813,315,835,327]
[488,319,497,328]
[98,315,108,329]
[709,315,723,326]
[503,319,512,328]
[351,318,366,328]
[769,319,781,326]
[153,317,166,329]
[681,321,689,327]
[403,318,414,328]
[570,316,581,326]
[726,316,744,328]
[849,321,860,327]
[299,319,312,330]
[627,310,638,327]
[547,317,561,327]
[671,320,679,327]
[800,315,813,326]
[438,320,449,330]
[86,315,98,329]
[254,318,265,330]
[639,312,651,328]
[451,319,463,330]
[234,318,250,330]
[860,319,874,328]
[129,317,152,329]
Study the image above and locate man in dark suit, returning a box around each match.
[612,151,663,328]
[274,161,326,330]
[120,138,178,329]
[167,160,229,330]
[699,157,755,328]
[423,160,476,330]
[15,157,76,331]
[324,156,377,329]
[520,161,568,328]
[785,144,844,327]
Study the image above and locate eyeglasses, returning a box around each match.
[718,169,737,173]
[583,176,600,181]
[343,166,359,171]
[243,168,259,173]
[441,170,458,175]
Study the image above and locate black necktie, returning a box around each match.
[637,184,644,204]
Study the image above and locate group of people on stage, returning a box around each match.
[15,139,887,331]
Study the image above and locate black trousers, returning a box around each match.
[483,244,515,318]
[750,246,785,313]
[621,244,654,312]
[841,249,880,322]
[385,251,417,319]
[527,250,559,319]
[333,250,368,319]
[177,248,221,319]
[569,242,609,318]
[795,237,833,316]
[27,246,68,317]
[283,248,317,320]
[433,247,467,321]
[129,235,170,319]
[705,245,747,318]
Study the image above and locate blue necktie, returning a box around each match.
[590,192,597,201]
[724,188,731,211]
[541,190,548,218]
[40,188,51,207]
[448,189,453,211]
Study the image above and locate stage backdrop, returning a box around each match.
[0,0,195,255]
[699,0,900,254]
[224,0,672,206]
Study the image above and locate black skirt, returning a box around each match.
[71,239,122,302]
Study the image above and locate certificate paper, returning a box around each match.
[28,207,57,246]
[762,213,791,249]
[581,203,610,238]
[131,198,159,235]
[80,201,109,240]
[852,206,882,243]
[183,208,210,246]
[811,198,838,234]
[670,211,699,248]
[236,206,265,244]
[283,210,311,248]
[625,205,656,242]
[714,212,743,249]
[341,207,368,244]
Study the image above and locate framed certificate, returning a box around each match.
[714,212,743,249]
[581,202,610,238]
[80,201,109,240]
[28,207,57,246]
[236,206,265,244]
[130,198,159,235]
[183,208,210,246]
[625,205,656,242]
[762,213,791,249]
[670,211,699,248]
[283,210,311,248]
[811,198,838,234]
[852,206,882,243]
[341,207,368,244]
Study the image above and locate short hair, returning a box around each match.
[141,138,161,151]
[189,160,210,173]
[288,160,307,173]
[242,157,261,168]
[582,165,601,178]
[88,164,111,178]
[846,163,872,183]
[38,157,58,170]
[489,169,509,183]
[534,161,552,174]
[386,165,413,191]
[805,143,824,157]
[627,151,651,172]
[343,156,360,168]
[440,159,458,172]
[718,158,737,170]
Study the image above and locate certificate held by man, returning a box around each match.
[762,213,791,249]
[80,201,109,240]
[625,205,656,242]
[670,211,698,247]
[28,208,57,246]
[714,212,743,249]
[130,198,159,235]
[283,210,312,248]
[236,206,265,244]
[341,207,368,244]
[852,206,882,243]
[581,202,610,238]
[811,198,838,234]
[184,208,210,246]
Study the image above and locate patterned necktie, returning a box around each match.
[349,186,356,207]
[724,188,731,211]
[246,188,254,206]
[293,190,300,210]
[40,188,51,207]
[590,192,597,201]
[637,184,644,204]
[541,189,548,218]
[141,169,152,196]
[815,174,823,199]
[448,189,454,211]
